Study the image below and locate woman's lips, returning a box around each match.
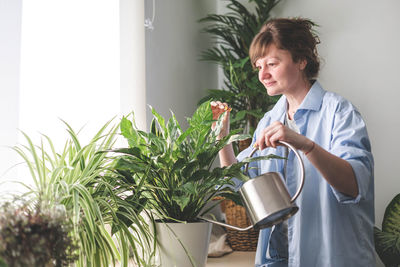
[265,81,276,87]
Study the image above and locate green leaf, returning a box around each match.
[167,112,182,142]
[226,133,252,144]
[150,105,167,137]
[190,169,210,182]
[172,195,191,212]
[374,227,400,266]
[120,116,139,148]
[171,157,186,173]
[181,161,198,179]
[383,193,400,235]
[230,110,246,123]
[188,101,213,128]
[375,193,400,266]
[197,151,214,167]
[150,118,159,136]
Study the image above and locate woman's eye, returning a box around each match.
[268,63,276,67]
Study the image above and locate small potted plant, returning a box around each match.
[0,198,78,267]
[111,101,266,267]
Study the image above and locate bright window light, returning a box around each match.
[19,0,120,147]
[13,0,120,191]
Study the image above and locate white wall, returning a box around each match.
[145,0,218,127]
[0,0,22,188]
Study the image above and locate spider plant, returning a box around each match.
[111,101,278,223]
[198,0,281,135]
[13,120,155,267]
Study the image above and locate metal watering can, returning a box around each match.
[201,141,305,231]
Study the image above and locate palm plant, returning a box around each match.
[13,120,154,267]
[199,0,281,135]
[374,193,400,267]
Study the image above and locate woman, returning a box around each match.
[211,18,374,267]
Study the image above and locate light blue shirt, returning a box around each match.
[237,81,375,267]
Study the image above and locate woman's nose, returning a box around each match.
[259,67,271,80]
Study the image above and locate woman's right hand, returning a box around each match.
[210,101,231,140]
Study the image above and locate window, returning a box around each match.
[1,0,147,193]
[19,0,120,146]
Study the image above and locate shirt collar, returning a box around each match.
[268,80,326,122]
[297,80,325,111]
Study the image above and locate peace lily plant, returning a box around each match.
[111,101,278,223]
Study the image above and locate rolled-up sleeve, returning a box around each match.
[329,105,374,204]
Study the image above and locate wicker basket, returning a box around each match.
[221,199,259,251]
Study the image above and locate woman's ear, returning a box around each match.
[299,59,307,71]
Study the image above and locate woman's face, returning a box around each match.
[255,44,307,96]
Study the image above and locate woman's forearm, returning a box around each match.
[305,142,358,198]
[218,143,237,167]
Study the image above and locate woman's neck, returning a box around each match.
[285,79,312,119]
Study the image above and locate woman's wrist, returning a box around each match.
[304,140,315,156]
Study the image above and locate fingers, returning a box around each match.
[210,101,231,139]
[256,121,287,150]
[210,101,231,120]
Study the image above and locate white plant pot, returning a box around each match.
[155,221,212,267]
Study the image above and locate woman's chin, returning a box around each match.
[266,87,281,96]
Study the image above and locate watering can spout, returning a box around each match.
[199,216,253,231]
[200,141,305,231]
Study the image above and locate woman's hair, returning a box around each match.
[249,18,320,79]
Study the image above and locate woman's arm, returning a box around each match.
[304,141,358,197]
[256,121,358,197]
[210,101,237,167]
[218,143,237,167]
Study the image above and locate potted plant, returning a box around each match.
[111,102,271,267]
[12,120,155,267]
[374,193,400,267]
[198,0,281,138]
[0,198,78,267]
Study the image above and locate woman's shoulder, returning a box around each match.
[322,90,359,115]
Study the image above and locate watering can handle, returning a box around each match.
[245,141,305,203]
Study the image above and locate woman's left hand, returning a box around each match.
[256,121,313,153]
